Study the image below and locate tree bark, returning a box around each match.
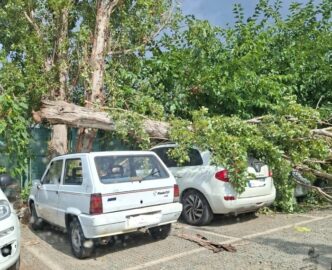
[49,7,69,157]
[297,165,332,183]
[34,100,170,139]
[76,0,119,152]
[87,0,118,104]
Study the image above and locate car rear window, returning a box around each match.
[152,147,203,167]
[94,155,169,184]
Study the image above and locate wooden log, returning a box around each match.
[34,100,170,139]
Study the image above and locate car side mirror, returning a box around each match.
[0,174,13,189]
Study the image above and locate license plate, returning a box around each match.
[127,213,161,228]
[249,179,266,188]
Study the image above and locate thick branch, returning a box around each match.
[87,0,119,105]
[34,100,170,139]
[296,165,332,182]
[293,178,332,203]
[312,128,332,138]
[246,116,332,138]
[24,11,42,38]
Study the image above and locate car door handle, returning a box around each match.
[56,190,59,194]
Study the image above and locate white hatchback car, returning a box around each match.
[29,151,182,259]
[151,144,276,226]
[0,175,20,270]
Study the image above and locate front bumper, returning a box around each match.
[79,202,182,239]
[0,213,20,270]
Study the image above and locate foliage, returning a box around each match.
[0,0,331,211]
[129,0,332,119]
[20,181,32,202]
[0,95,30,176]
[169,99,330,212]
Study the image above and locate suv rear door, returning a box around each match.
[92,153,175,213]
[238,157,274,198]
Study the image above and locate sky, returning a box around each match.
[180,0,321,27]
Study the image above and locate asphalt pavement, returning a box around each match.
[20,208,332,270]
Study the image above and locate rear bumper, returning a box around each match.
[0,213,20,270]
[78,202,182,239]
[212,187,276,214]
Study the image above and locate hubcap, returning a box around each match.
[184,194,204,223]
[71,225,81,253]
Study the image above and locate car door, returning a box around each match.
[36,159,63,225]
[57,157,88,228]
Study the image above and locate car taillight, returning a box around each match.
[215,169,229,182]
[268,170,273,177]
[224,196,236,201]
[173,184,179,202]
[90,193,103,215]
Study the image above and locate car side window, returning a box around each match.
[43,160,63,184]
[187,148,203,166]
[152,147,178,167]
[152,147,203,167]
[64,158,83,185]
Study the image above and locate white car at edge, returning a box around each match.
[0,175,20,270]
[151,144,276,226]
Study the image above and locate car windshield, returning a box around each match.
[94,155,169,184]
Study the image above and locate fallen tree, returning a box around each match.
[33,99,332,141]
[33,100,332,189]
[32,100,170,139]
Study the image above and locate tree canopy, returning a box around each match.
[0,0,331,211]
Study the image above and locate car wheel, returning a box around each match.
[29,203,44,230]
[149,224,171,240]
[181,190,213,226]
[7,256,20,270]
[69,218,94,259]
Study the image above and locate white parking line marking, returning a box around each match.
[242,214,332,240]
[125,214,332,270]
[295,214,320,219]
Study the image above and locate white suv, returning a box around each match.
[151,144,276,226]
[28,151,182,259]
[0,175,20,270]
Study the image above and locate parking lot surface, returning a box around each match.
[21,208,332,270]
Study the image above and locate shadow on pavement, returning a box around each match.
[28,223,162,260]
[252,235,332,269]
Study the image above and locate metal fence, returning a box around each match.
[1,126,129,186]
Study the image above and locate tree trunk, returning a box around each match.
[49,125,68,157]
[87,0,118,104]
[34,100,170,139]
[77,0,119,152]
[49,6,69,157]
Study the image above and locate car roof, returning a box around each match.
[150,143,177,150]
[52,151,158,160]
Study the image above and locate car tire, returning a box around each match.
[149,224,171,240]
[181,190,213,226]
[69,218,94,259]
[29,203,44,230]
[7,256,20,270]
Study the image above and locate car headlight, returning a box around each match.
[0,200,11,221]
